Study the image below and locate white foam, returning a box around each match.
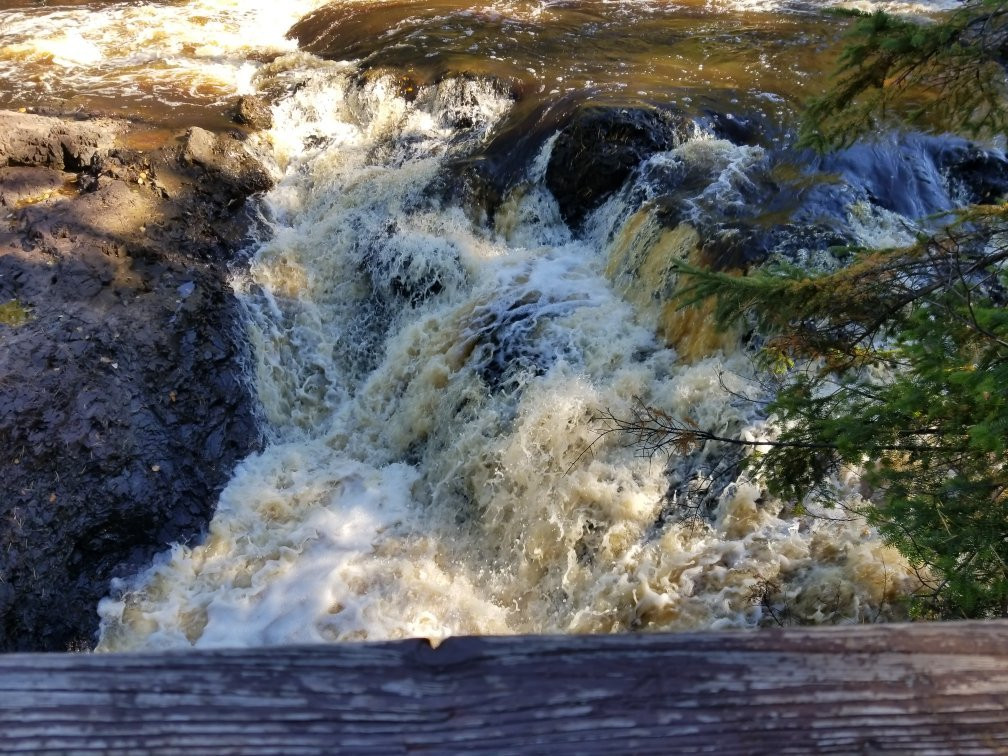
[705,0,957,13]
[0,0,329,106]
[97,56,921,650]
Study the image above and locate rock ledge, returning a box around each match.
[0,112,270,651]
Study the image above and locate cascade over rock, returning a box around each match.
[545,105,692,226]
[936,142,1008,205]
[2,0,1003,652]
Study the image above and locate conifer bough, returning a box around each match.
[612,0,1008,619]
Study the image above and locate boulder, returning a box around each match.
[545,105,691,226]
[936,142,1008,205]
[182,127,273,200]
[0,111,120,171]
[702,110,766,147]
[232,95,274,131]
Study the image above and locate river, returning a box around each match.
[0,0,965,648]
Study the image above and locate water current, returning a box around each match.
[0,0,968,648]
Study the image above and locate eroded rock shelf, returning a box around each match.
[0,110,269,651]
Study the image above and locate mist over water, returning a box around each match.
[0,0,961,648]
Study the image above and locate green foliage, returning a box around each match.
[671,212,1008,618]
[801,1,1008,148]
[603,0,1008,617]
[654,0,1008,618]
[0,300,31,327]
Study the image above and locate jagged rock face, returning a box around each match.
[0,113,267,651]
[0,111,120,172]
[181,126,273,200]
[545,106,691,226]
[232,96,274,131]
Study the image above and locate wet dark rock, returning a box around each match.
[545,105,691,226]
[443,97,689,228]
[624,130,1008,275]
[816,136,960,220]
[766,223,853,259]
[468,292,577,391]
[698,222,853,270]
[810,134,1008,222]
[446,152,515,225]
[702,110,765,147]
[936,142,1008,205]
[0,111,269,651]
[232,95,274,131]
[700,224,773,269]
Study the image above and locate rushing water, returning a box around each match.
[0,0,967,649]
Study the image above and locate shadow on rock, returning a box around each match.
[0,112,270,651]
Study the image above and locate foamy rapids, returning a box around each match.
[0,0,328,108]
[0,0,956,110]
[93,39,926,650]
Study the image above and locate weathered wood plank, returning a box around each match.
[0,622,1006,754]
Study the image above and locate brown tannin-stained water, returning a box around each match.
[0,0,967,649]
[0,0,328,128]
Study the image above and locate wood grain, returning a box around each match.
[1,622,1006,754]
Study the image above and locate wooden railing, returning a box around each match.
[1,621,1006,754]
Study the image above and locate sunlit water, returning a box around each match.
[0,0,960,648]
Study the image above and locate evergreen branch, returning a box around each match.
[594,399,969,459]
